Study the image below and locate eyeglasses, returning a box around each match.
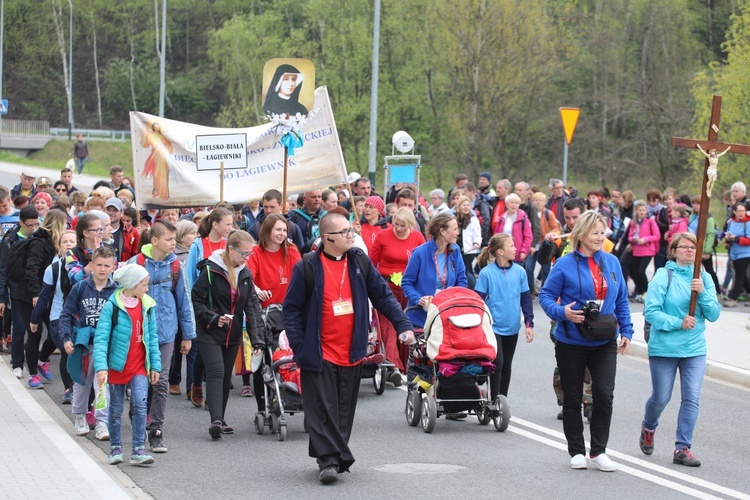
[86,227,106,234]
[230,246,251,259]
[22,221,40,229]
[676,245,697,251]
[327,228,355,238]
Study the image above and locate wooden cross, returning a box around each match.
[672,95,750,314]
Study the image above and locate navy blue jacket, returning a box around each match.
[283,247,411,372]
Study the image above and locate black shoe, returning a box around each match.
[149,429,167,453]
[389,371,403,387]
[557,411,563,420]
[209,421,222,440]
[319,465,338,484]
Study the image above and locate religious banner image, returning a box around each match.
[130,86,347,207]
[262,58,315,118]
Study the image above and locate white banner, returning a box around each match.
[130,86,348,207]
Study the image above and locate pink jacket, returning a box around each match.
[495,209,533,261]
[628,217,659,257]
[668,217,689,242]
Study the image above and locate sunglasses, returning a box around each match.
[56,188,67,192]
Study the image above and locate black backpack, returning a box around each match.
[50,258,72,301]
[5,237,37,282]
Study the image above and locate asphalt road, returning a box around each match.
[22,300,750,500]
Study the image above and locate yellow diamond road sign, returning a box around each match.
[560,107,580,145]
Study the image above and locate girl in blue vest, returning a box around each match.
[94,264,161,466]
[475,233,534,400]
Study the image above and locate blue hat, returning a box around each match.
[479,171,492,181]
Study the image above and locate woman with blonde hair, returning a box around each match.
[539,210,633,472]
[14,209,68,388]
[370,207,425,380]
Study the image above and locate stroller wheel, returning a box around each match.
[270,413,280,434]
[405,391,421,427]
[421,396,436,433]
[373,366,387,395]
[254,413,265,435]
[492,395,510,432]
[278,424,287,442]
[477,404,491,425]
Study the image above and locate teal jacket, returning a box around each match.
[644,261,720,358]
[93,289,161,375]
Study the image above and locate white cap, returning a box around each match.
[346,172,361,184]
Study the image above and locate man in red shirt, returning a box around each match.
[283,213,414,484]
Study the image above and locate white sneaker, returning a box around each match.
[570,454,587,469]
[590,453,617,472]
[12,367,22,379]
[95,422,110,441]
[74,414,90,436]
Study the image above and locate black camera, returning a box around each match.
[581,301,600,320]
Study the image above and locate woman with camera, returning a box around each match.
[539,211,633,472]
[640,233,719,467]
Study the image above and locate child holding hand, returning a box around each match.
[94,264,161,466]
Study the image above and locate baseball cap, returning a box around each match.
[346,172,361,184]
[105,198,124,211]
[21,172,36,179]
[36,176,52,188]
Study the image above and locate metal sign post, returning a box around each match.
[559,107,580,186]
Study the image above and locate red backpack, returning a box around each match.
[424,287,497,362]
[135,253,181,293]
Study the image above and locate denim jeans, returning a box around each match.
[109,374,149,452]
[643,355,706,450]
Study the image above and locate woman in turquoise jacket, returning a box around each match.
[94,265,161,466]
[641,233,720,467]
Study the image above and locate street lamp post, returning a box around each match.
[67,0,73,140]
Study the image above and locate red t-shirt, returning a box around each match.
[201,237,226,259]
[588,258,608,300]
[360,222,389,254]
[247,245,301,308]
[320,256,357,366]
[108,304,147,385]
[370,228,425,279]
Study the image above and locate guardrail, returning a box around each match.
[0,119,50,136]
[50,127,130,142]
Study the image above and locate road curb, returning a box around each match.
[627,339,750,389]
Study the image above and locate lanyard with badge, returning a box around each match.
[434,251,448,290]
[322,256,354,316]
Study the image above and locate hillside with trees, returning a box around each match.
[2,0,749,193]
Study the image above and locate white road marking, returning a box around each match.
[395,383,749,499]
[508,425,719,500]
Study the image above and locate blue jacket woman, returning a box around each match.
[539,249,633,346]
[537,210,632,472]
[93,290,161,374]
[641,233,720,467]
[402,213,468,328]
